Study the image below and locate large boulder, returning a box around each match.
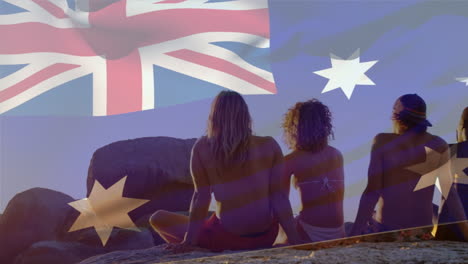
[0,188,75,264]
[15,231,153,264]
[86,137,197,240]
[59,224,155,251]
[14,241,106,264]
[0,187,157,264]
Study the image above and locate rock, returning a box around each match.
[0,187,157,264]
[78,224,468,264]
[0,188,75,264]
[59,196,157,252]
[133,213,167,245]
[86,137,197,239]
[79,244,221,264]
[173,241,468,264]
[58,195,157,250]
[61,225,155,251]
[77,240,468,264]
[106,227,155,251]
[14,241,106,264]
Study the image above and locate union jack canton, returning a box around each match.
[0,0,275,116]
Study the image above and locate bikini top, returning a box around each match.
[297,176,344,192]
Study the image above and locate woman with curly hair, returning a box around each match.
[278,99,345,243]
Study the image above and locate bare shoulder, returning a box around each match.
[252,135,281,150]
[327,146,343,157]
[426,133,449,153]
[326,145,343,159]
[284,149,299,168]
[373,133,398,144]
[428,133,447,145]
[285,149,298,160]
[193,136,210,154]
[372,133,398,148]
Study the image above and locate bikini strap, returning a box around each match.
[298,176,343,191]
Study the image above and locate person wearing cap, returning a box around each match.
[350,94,468,239]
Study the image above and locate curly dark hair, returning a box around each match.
[282,99,334,152]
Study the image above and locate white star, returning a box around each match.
[456,77,468,86]
[406,147,454,200]
[314,49,378,99]
[68,176,149,246]
[451,146,468,185]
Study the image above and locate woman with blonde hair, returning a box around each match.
[279,99,345,243]
[150,91,301,251]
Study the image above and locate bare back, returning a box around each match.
[194,135,281,235]
[370,132,448,229]
[286,146,344,228]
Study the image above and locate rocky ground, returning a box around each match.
[80,244,220,264]
[80,228,468,264]
[170,241,468,264]
[3,137,467,264]
[79,240,468,264]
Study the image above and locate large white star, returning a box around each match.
[314,50,378,99]
[406,147,453,200]
[456,77,468,86]
[68,176,149,246]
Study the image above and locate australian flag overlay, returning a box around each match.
[0,0,273,116]
[0,0,467,252]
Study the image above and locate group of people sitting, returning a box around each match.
[149,91,468,252]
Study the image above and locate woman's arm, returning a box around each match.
[350,135,384,236]
[269,138,302,244]
[183,139,212,245]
